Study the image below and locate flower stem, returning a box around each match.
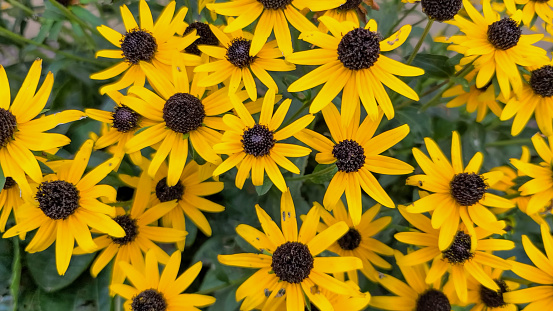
[485,139,531,147]
[281,100,310,128]
[285,165,337,182]
[4,0,36,16]
[48,0,100,36]
[406,19,434,65]
[9,237,21,311]
[386,2,419,38]
[196,275,250,295]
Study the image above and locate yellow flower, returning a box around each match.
[3,140,125,275]
[287,16,423,124]
[111,250,216,311]
[314,200,394,282]
[295,103,413,225]
[73,171,186,286]
[212,89,314,192]
[0,59,84,195]
[462,264,520,311]
[317,0,379,33]
[504,0,553,25]
[406,131,514,250]
[395,205,515,303]
[218,190,363,310]
[370,250,457,311]
[194,25,295,101]
[447,0,548,99]
[0,177,24,233]
[91,0,200,94]
[207,0,344,56]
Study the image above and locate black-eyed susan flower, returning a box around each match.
[504,223,553,308]
[182,22,220,56]
[194,25,295,101]
[406,131,513,250]
[123,61,237,186]
[3,140,125,275]
[121,158,224,250]
[504,0,553,25]
[317,0,379,32]
[287,16,423,124]
[73,172,186,286]
[91,0,200,94]
[463,264,519,311]
[218,190,363,310]
[111,250,215,311]
[314,200,394,283]
[501,61,553,136]
[207,0,344,56]
[395,205,514,303]
[370,250,456,311]
[0,59,84,195]
[212,89,314,192]
[295,104,413,225]
[0,177,24,233]
[511,133,553,215]
[447,0,548,100]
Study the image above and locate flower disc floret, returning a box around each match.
[0,108,17,147]
[480,279,508,308]
[271,241,314,283]
[112,106,141,133]
[442,231,474,264]
[332,139,366,173]
[36,180,80,220]
[110,215,139,245]
[337,0,363,11]
[416,289,451,311]
[420,0,462,22]
[155,177,184,202]
[241,124,275,157]
[120,28,158,64]
[3,177,16,190]
[257,0,292,10]
[184,22,219,56]
[337,228,362,250]
[337,28,381,70]
[131,289,167,311]
[486,18,521,50]
[162,93,205,134]
[450,172,487,206]
[530,65,553,97]
[226,38,256,68]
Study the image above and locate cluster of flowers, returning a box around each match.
[2,0,553,310]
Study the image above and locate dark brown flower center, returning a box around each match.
[120,28,158,64]
[184,22,219,56]
[0,108,17,147]
[530,65,553,97]
[332,139,365,173]
[112,106,141,133]
[3,177,16,190]
[487,18,521,50]
[242,124,275,157]
[162,93,205,134]
[450,172,487,206]
[338,28,380,70]
[226,38,256,68]
[257,0,292,9]
[271,241,314,283]
[337,228,362,250]
[110,215,139,245]
[131,289,167,311]
[420,0,463,22]
[442,231,474,264]
[416,289,451,311]
[476,81,493,92]
[36,180,80,220]
[480,279,508,308]
[337,0,363,11]
[155,177,184,202]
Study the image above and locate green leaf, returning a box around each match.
[0,238,14,311]
[0,165,6,190]
[255,178,273,196]
[410,54,454,79]
[70,6,104,27]
[309,164,337,184]
[38,161,54,175]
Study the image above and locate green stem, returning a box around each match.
[0,26,106,65]
[9,237,21,311]
[48,0,99,35]
[420,81,454,111]
[386,2,419,38]
[406,19,434,65]
[5,0,35,16]
[485,139,531,147]
[285,165,336,182]
[281,100,310,128]
[196,275,250,295]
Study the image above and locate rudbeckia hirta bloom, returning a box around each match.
[0,177,24,233]
[123,60,234,186]
[212,89,314,192]
[218,190,363,310]
[207,0,344,56]
[317,0,379,31]
[295,104,413,225]
[504,0,553,26]
[3,140,125,275]
[464,264,519,311]
[0,59,84,195]
[194,25,295,101]
[395,205,515,303]
[91,0,199,94]
[73,172,186,286]
[111,250,216,311]
[406,131,514,250]
[315,200,394,283]
[370,250,456,311]
[287,16,424,124]
[447,0,548,99]
[501,62,553,136]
